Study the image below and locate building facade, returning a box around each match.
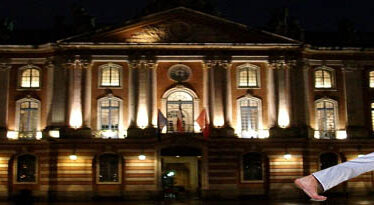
[0,7,374,200]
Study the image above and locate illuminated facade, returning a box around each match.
[0,7,374,200]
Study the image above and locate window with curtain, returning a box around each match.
[17,154,36,183]
[100,63,121,87]
[242,153,263,181]
[98,154,119,183]
[21,67,40,88]
[315,68,333,88]
[238,65,259,88]
[320,152,338,170]
[99,97,120,138]
[316,100,337,139]
[18,100,39,139]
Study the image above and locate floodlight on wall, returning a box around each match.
[336,130,347,140]
[138,154,146,161]
[258,130,270,139]
[278,108,290,128]
[49,130,60,138]
[283,146,292,160]
[6,131,18,140]
[36,131,43,140]
[69,148,77,161]
[357,145,364,158]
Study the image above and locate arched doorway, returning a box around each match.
[160,146,203,199]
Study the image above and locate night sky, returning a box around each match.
[1,0,374,31]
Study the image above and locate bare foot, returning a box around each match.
[295,175,327,201]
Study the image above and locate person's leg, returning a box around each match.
[295,152,374,201]
[313,152,374,191]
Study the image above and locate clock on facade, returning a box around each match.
[168,64,191,82]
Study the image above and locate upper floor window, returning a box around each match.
[370,71,374,88]
[315,99,337,139]
[314,67,334,88]
[20,66,40,88]
[16,98,40,139]
[237,64,260,88]
[97,95,122,138]
[319,152,338,170]
[98,154,120,184]
[237,96,262,138]
[242,152,263,181]
[100,63,121,87]
[16,154,37,183]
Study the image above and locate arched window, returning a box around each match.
[237,96,262,138]
[16,98,40,139]
[100,63,121,87]
[315,99,337,139]
[98,154,120,183]
[16,154,37,183]
[166,91,194,133]
[97,95,122,138]
[237,64,260,88]
[242,152,263,181]
[314,67,334,88]
[20,66,40,88]
[320,152,338,170]
[370,71,374,88]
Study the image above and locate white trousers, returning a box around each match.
[313,152,374,191]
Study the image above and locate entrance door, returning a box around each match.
[160,147,202,199]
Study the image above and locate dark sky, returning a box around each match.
[2,0,374,31]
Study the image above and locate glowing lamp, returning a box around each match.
[284,153,292,160]
[167,171,175,177]
[49,130,60,138]
[213,118,224,127]
[138,154,146,161]
[102,130,117,138]
[314,131,320,139]
[69,154,77,161]
[358,154,365,158]
[137,107,148,129]
[6,131,18,140]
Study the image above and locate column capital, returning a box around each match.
[0,63,11,71]
[65,55,91,69]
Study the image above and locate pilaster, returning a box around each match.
[0,62,11,138]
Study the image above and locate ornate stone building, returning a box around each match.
[0,7,374,201]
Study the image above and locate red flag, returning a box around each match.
[196,108,210,139]
[176,105,184,132]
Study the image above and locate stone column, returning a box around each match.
[50,57,68,127]
[83,63,92,128]
[128,60,138,128]
[223,61,233,127]
[343,63,368,138]
[45,59,54,127]
[204,60,216,126]
[202,63,209,118]
[151,62,158,126]
[266,65,277,128]
[0,63,10,138]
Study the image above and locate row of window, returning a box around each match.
[19,64,373,89]
[15,154,120,183]
[14,152,340,184]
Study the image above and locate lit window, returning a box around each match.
[100,63,121,87]
[21,67,40,88]
[315,68,333,88]
[370,71,374,88]
[16,154,36,183]
[166,91,194,133]
[238,64,260,88]
[242,153,263,181]
[98,154,120,183]
[98,96,121,138]
[319,152,338,170]
[371,103,374,131]
[18,99,40,139]
[315,99,337,139]
[237,96,261,138]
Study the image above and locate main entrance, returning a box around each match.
[160,147,202,199]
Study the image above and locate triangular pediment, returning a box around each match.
[60,7,299,44]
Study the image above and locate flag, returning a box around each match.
[176,104,184,132]
[196,108,210,139]
[157,109,168,130]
